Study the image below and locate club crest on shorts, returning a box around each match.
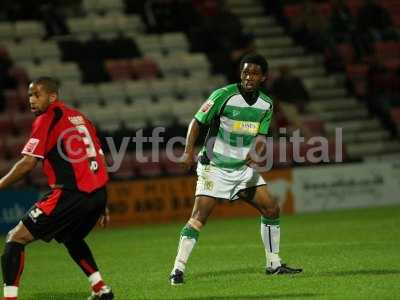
[203,179,214,191]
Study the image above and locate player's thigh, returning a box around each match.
[6,221,35,244]
[240,185,279,217]
[190,195,218,224]
[67,187,107,241]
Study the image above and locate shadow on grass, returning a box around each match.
[182,293,319,300]
[321,269,400,277]
[193,267,260,279]
[27,292,87,300]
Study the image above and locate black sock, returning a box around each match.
[64,240,99,276]
[1,242,25,286]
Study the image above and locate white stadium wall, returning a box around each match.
[292,161,400,212]
[106,161,400,225]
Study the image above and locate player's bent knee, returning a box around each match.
[188,218,204,231]
[6,223,34,245]
[190,210,210,225]
[262,205,280,219]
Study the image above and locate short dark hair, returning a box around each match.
[31,77,60,94]
[240,53,269,75]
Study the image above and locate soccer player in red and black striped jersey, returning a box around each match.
[0,77,113,300]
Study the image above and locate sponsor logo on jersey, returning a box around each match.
[23,138,40,154]
[200,100,214,113]
[232,110,240,117]
[69,116,85,126]
[232,121,259,135]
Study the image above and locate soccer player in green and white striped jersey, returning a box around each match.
[170,53,302,285]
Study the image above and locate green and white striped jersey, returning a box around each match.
[194,83,273,169]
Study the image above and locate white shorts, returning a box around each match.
[195,163,266,201]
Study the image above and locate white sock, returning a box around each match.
[88,271,103,286]
[172,236,196,273]
[261,223,281,269]
[88,271,107,293]
[4,286,18,299]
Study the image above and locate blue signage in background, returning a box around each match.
[0,190,38,234]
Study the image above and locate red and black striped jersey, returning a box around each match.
[22,100,109,193]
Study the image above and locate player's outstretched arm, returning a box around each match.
[0,155,38,190]
[180,118,201,170]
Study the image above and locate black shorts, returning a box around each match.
[22,187,107,244]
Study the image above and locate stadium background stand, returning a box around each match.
[0,0,399,189]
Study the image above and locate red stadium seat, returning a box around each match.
[133,151,163,177]
[0,46,8,59]
[16,84,29,111]
[4,89,19,111]
[346,0,363,16]
[160,148,186,176]
[346,64,369,80]
[383,58,400,71]
[8,66,29,85]
[104,59,133,81]
[0,113,14,132]
[109,152,135,180]
[374,42,400,60]
[346,63,368,96]
[0,136,7,158]
[390,107,400,124]
[283,4,302,19]
[4,134,28,158]
[336,44,356,65]
[393,14,400,27]
[302,118,326,135]
[318,3,332,17]
[130,57,159,80]
[11,112,34,131]
[381,0,400,10]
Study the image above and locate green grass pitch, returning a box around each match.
[1,205,399,300]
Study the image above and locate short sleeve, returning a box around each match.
[258,104,273,134]
[21,115,51,159]
[194,89,227,125]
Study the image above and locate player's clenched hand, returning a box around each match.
[245,151,256,167]
[180,151,196,171]
[99,207,110,228]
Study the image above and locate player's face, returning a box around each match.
[28,83,56,115]
[240,63,266,93]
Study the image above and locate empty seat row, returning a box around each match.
[19,62,82,82]
[148,52,212,77]
[3,41,61,64]
[79,97,203,130]
[82,0,125,16]
[67,15,143,40]
[135,33,190,56]
[0,21,45,42]
[60,76,227,105]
